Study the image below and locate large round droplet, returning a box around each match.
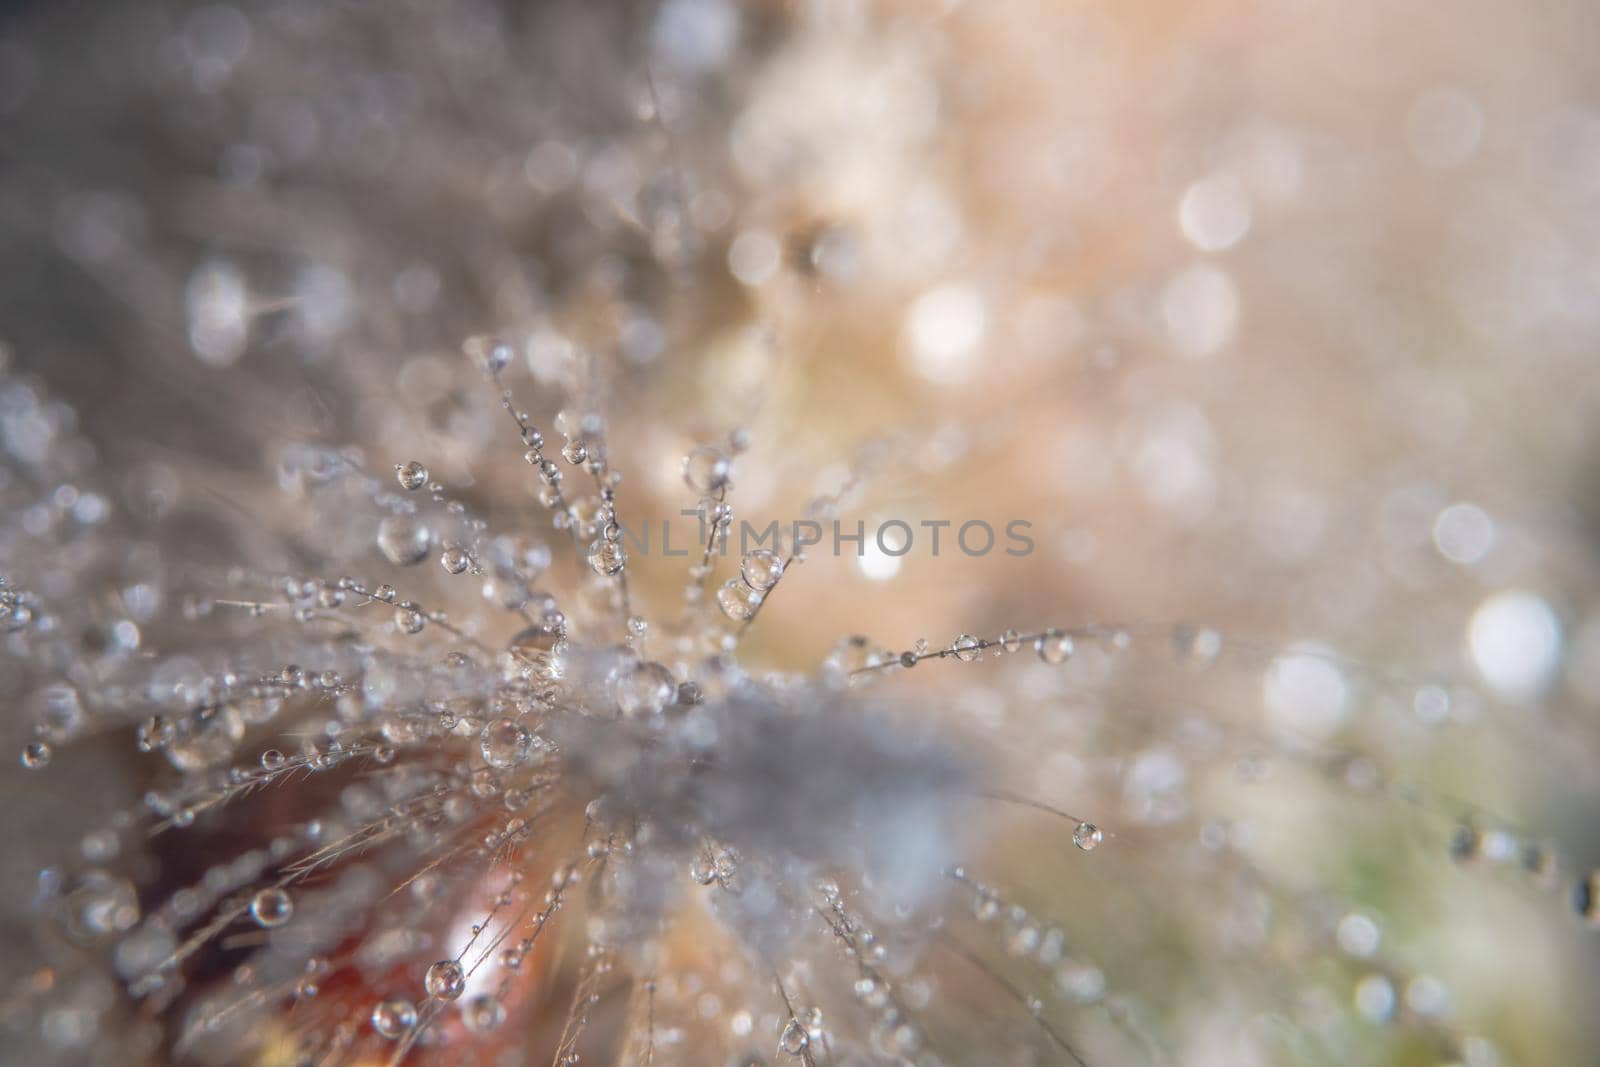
[32,684,84,740]
[461,994,506,1033]
[61,871,140,945]
[717,578,760,621]
[394,461,429,491]
[20,740,51,769]
[951,634,982,662]
[740,549,784,591]
[507,623,562,675]
[1072,822,1103,852]
[371,997,417,1039]
[612,661,676,719]
[587,539,625,577]
[1035,629,1074,665]
[393,604,426,634]
[779,1018,810,1056]
[249,887,294,927]
[683,445,731,493]
[424,959,466,1001]
[479,718,531,769]
[377,515,433,566]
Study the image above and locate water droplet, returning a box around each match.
[424,959,465,1000]
[166,704,246,772]
[371,997,417,1039]
[778,1018,809,1056]
[32,684,84,740]
[1035,629,1075,665]
[740,549,784,591]
[508,624,562,673]
[20,740,51,769]
[683,445,731,493]
[395,461,429,491]
[61,871,140,944]
[249,887,293,927]
[136,715,174,753]
[260,749,285,771]
[561,440,588,465]
[612,661,676,719]
[1000,628,1022,653]
[587,539,625,577]
[394,605,426,634]
[462,994,506,1033]
[1072,822,1103,852]
[479,718,531,770]
[377,515,433,566]
[951,634,982,662]
[717,578,759,621]
[441,546,470,575]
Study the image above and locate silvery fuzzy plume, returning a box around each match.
[2,1,1600,1066]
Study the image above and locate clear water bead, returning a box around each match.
[249,887,294,927]
[717,578,760,621]
[779,1018,810,1055]
[462,994,506,1033]
[166,705,245,772]
[1072,822,1103,851]
[20,740,51,769]
[480,718,531,769]
[394,461,429,491]
[377,515,433,566]
[952,634,982,662]
[424,959,466,1000]
[683,445,731,493]
[440,546,470,575]
[612,661,677,718]
[1036,628,1075,665]
[136,715,174,753]
[371,997,416,1039]
[740,548,784,591]
[394,605,426,634]
[587,539,625,577]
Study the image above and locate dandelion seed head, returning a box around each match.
[1,1,1596,1064]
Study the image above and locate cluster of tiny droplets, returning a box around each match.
[3,1,1599,1065]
